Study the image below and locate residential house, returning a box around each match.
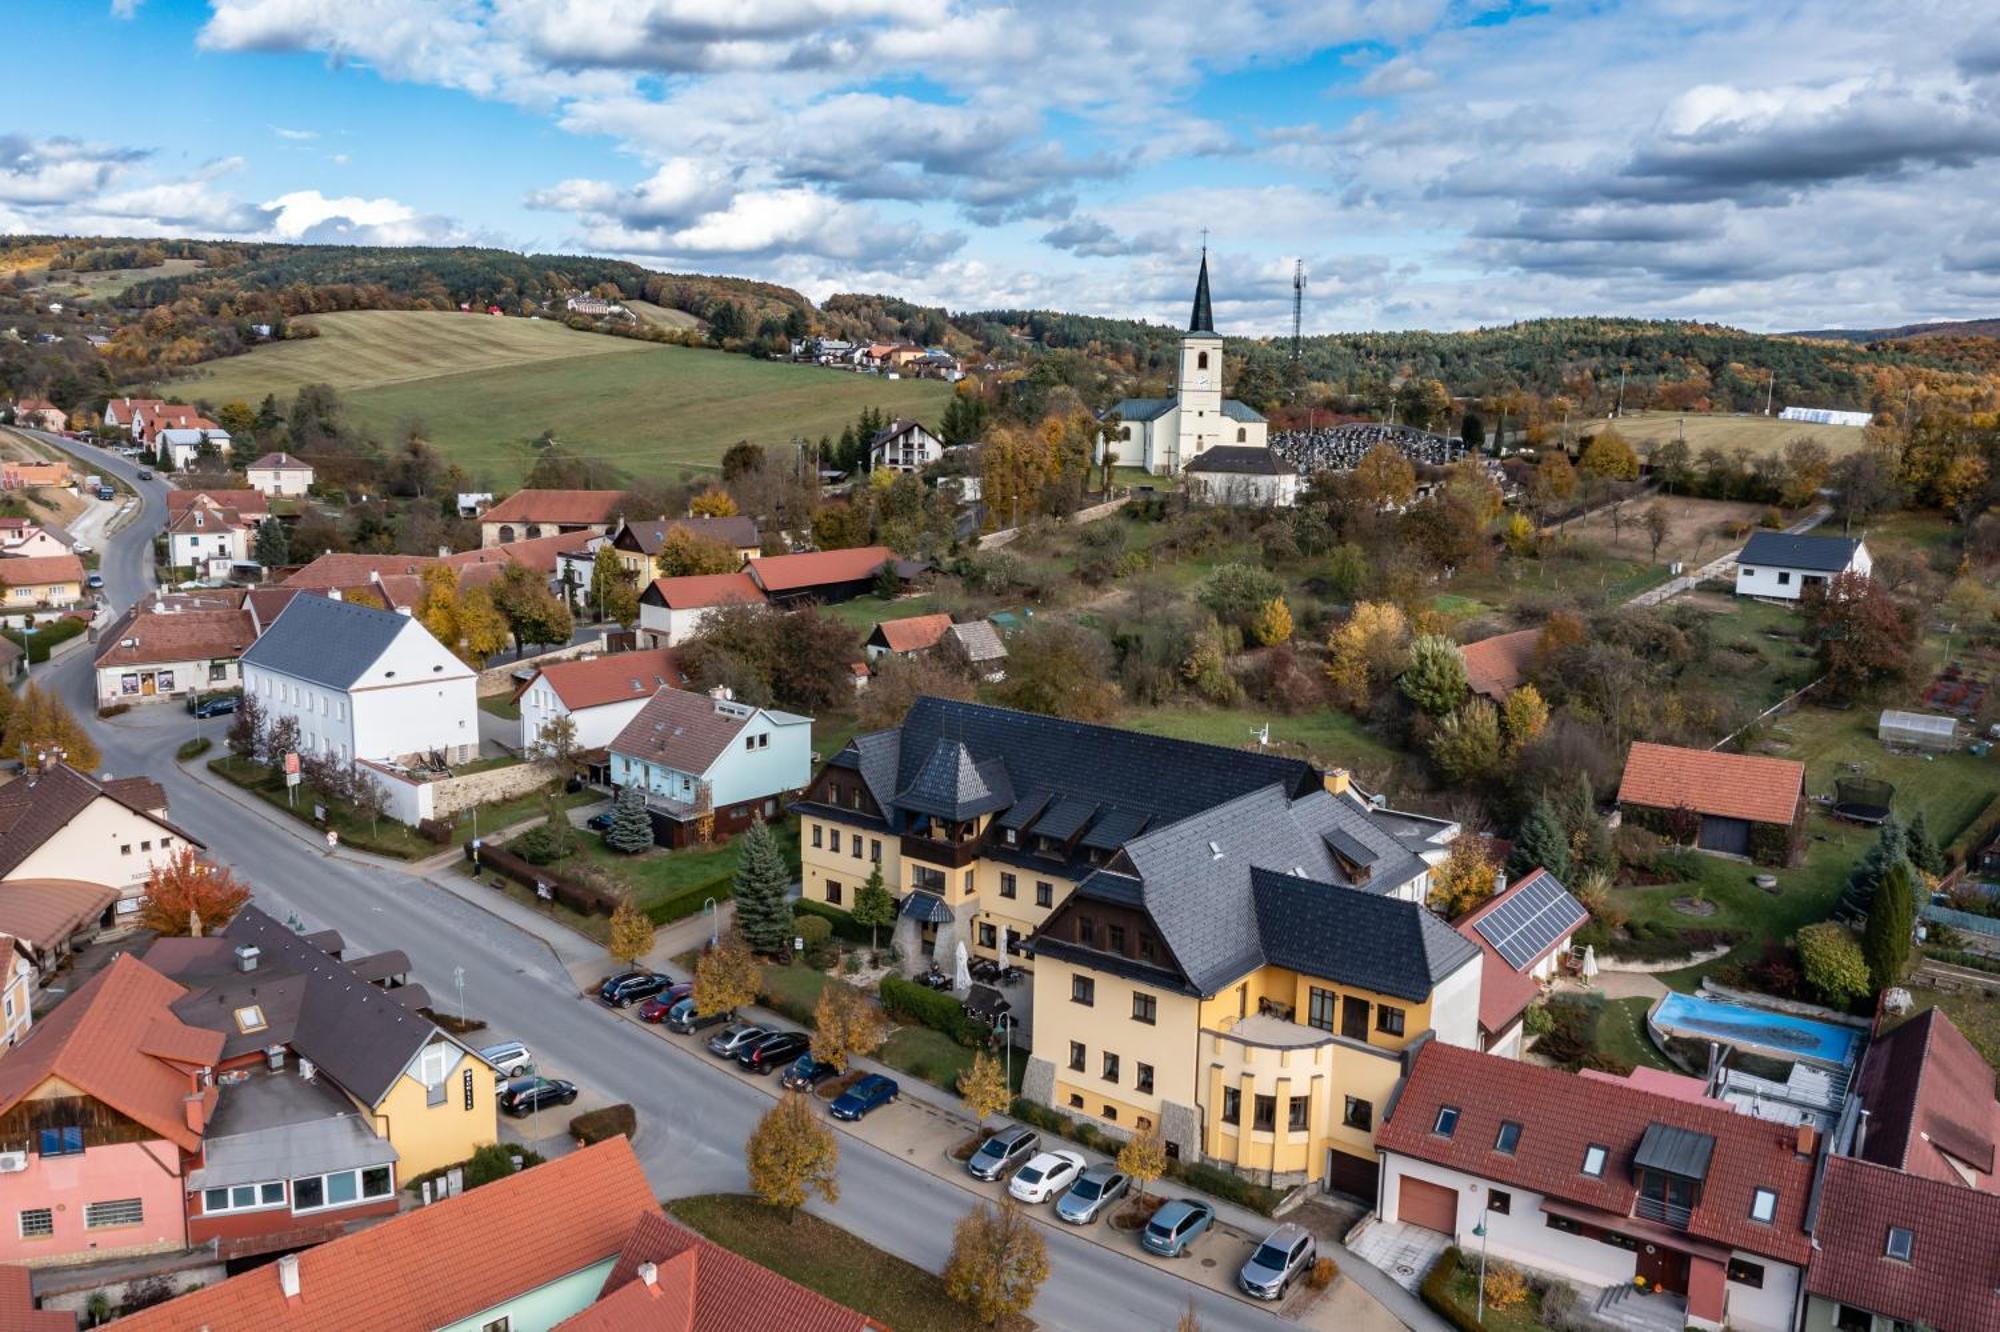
[516,646,687,757]
[1845,1006,1997,1189]
[0,463,71,490]
[478,489,628,547]
[0,763,196,939]
[283,531,581,610]
[239,593,478,769]
[102,398,163,434]
[608,688,812,848]
[1459,628,1540,705]
[149,904,498,1181]
[0,522,75,559]
[1452,868,1589,1056]
[1183,446,1300,508]
[0,955,222,1267]
[636,571,766,647]
[94,592,259,706]
[456,492,494,519]
[8,400,67,433]
[1617,741,1806,865]
[155,428,233,472]
[2,933,31,1048]
[0,1263,72,1331]
[564,295,629,318]
[112,1137,878,1332]
[0,555,83,610]
[1376,1042,1817,1332]
[793,697,1472,1190]
[166,490,269,526]
[867,419,944,473]
[745,546,911,605]
[1735,532,1871,601]
[166,502,253,576]
[131,405,214,449]
[609,514,762,575]
[864,612,953,662]
[244,452,313,497]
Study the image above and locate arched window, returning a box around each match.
[1196,351,1209,370]
[497,525,516,544]
[1237,427,1247,442]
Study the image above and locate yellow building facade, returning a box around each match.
[353,1039,499,1179]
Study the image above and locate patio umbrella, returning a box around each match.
[954,939,973,993]
[998,923,1010,963]
[1581,944,1599,985]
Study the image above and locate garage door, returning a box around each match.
[1326,1149,1379,1202]
[1698,815,1750,856]
[1398,1176,1458,1236]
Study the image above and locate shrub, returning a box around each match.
[793,897,874,943]
[417,816,456,845]
[796,914,832,949]
[176,737,212,761]
[407,1143,546,1196]
[1421,1248,1483,1332]
[98,702,132,719]
[1523,1002,1554,1036]
[1484,1262,1530,1311]
[1307,1256,1339,1290]
[1164,1158,1284,1215]
[1798,921,1871,1008]
[880,973,990,1046]
[1538,1279,1592,1332]
[569,1104,637,1146]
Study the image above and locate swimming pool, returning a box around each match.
[1650,992,1864,1070]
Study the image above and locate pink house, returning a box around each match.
[0,955,219,1266]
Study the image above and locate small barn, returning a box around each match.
[1616,740,1807,866]
[1878,709,1959,753]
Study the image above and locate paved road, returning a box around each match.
[28,433,1323,1332]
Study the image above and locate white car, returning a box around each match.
[1007,1150,1086,1204]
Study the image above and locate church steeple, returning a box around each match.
[1188,248,1214,334]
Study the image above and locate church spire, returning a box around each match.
[1188,246,1214,335]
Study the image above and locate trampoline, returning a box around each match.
[1831,777,1894,826]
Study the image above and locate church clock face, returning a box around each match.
[1195,376,1211,389]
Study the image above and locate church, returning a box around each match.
[1103,252,1269,475]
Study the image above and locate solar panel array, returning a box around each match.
[1474,873,1588,971]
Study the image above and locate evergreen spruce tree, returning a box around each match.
[605,784,654,855]
[1863,858,1915,991]
[1836,814,1907,921]
[732,818,794,955]
[1905,810,1945,877]
[1507,798,1571,883]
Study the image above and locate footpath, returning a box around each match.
[1626,503,1833,608]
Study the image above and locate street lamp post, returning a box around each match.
[703,897,718,948]
[1473,1220,1490,1323]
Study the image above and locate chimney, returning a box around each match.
[277,1252,301,1300]
[1323,768,1350,797]
[1796,1122,1818,1157]
[708,685,732,703]
[183,1091,207,1136]
[438,545,450,558]
[638,1261,658,1291]
[234,944,259,973]
[1493,867,1509,897]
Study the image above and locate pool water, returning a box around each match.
[1651,992,1863,1069]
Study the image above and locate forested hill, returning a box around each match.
[1788,317,2000,343]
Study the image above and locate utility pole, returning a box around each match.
[1615,368,1627,419]
[1290,260,1306,361]
[1764,369,1776,417]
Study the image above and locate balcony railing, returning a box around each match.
[1633,1196,1693,1231]
[900,833,979,868]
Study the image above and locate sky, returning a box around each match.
[6,1,2000,335]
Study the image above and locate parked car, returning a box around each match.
[476,1041,535,1081]
[1238,1223,1317,1300]
[966,1126,1041,1181]
[1007,1150,1086,1204]
[636,983,694,1023]
[706,1023,769,1059]
[780,1054,839,1092]
[96,486,115,501]
[1140,1199,1216,1258]
[598,971,671,1008]
[188,693,237,718]
[585,809,615,833]
[499,1076,577,1117]
[663,996,732,1033]
[828,1073,899,1121]
[738,1031,811,1074]
[85,573,105,590]
[1054,1163,1129,1224]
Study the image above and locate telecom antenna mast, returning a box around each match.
[1291,260,1307,360]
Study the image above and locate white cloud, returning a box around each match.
[271,126,319,141]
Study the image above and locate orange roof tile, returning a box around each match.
[481,489,630,526]
[113,1139,661,1332]
[95,605,257,669]
[0,1264,75,1332]
[0,554,83,587]
[747,546,897,594]
[1458,628,1538,702]
[533,648,687,712]
[870,613,952,654]
[645,572,764,611]
[166,490,268,515]
[1615,741,1805,827]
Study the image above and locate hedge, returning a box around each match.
[880,973,990,1047]
[17,615,87,664]
[794,898,875,944]
[569,1104,637,1146]
[1945,791,2000,868]
[1420,1247,1483,1332]
[645,875,735,927]
[467,842,618,917]
[176,737,212,762]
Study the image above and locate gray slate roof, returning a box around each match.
[1738,531,1863,572]
[1188,446,1292,476]
[1250,868,1478,1002]
[1109,397,1174,423]
[896,739,1014,821]
[1220,400,1267,423]
[191,1070,397,1192]
[238,592,415,689]
[946,620,1007,664]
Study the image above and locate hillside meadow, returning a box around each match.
[159,310,950,484]
[1596,409,1872,459]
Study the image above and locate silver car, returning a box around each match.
[706,1023,769,1058]
[1239,1222,1317,1300]
[1054,1163,1129,1224]
[966,1126,1041,1181]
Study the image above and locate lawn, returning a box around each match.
[1121,701,1404,781]
[1898,985,2000,1073]
[1598,996,1675,1071]
[1423,1246,1546,1332]
[1759,703,1998,845]
[1606,410,1874,461]
[159,310,951,486]
[477,692,521,721]
[667,1194,1029,1332]
[542,822,799,918]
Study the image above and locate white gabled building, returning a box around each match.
[1734,532,1870,602]
[866,419,944,473]
[156,427,232,472]
[516,646,687,756]
[239,592,478,768]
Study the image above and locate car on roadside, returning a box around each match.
[1140,1199,1215,1258]
[1054,1163,1129,1224]
[737,1031,811,1074]
[706,1023,769,1059]
[636,983,694,1023]
[585,809,615,833]
[188,694,237,718]
[476,1041,535,1081]
[1239,1223,1317,1300]
[828,1073,899,1121]
[597,971,671,1008]
[966,1126,1040,1181]
[85,573,105,590]
[137,468,153,479]
[499,1076,577,1117]
[780,1054,839,1091]
[1007,1150,1086,1204]
[663,996,731,1033]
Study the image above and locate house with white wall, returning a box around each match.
[156,427,232,471]
[0,764,196,937]
[167,502,253,575]
[245,451,313,497]
[1,934,32,1048]
[1734,532,1870,601]
[608,689,811,847]
[867,419,944,473]
[636,572,766,647]
[94,592,259,707]
[239,592,478,768]
[516,646,687,756]
[1452,867,1589,1057]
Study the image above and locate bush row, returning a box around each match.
[468,842,618,917]
[645,875,735,927]
[794,898,877,944]
[1928,948,2000,976]
[176,737,212,761]
[24,615,87,664]
[1945,792,2000,869]
[879,973,991,1047]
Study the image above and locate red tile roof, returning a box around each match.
[0,879,120,952]
[285,533,579,595]
[1451,868,1588,1036]
[166,490,268,516]
[1378,1042,1817,1264]
[95,604,259,672]
[0,554,84,588]
[533,648,687,711]
[0,954,219,1151]
[1807,1156,2000,1332]
[1459,629,1539,702]
[1854,1007,1998,1187]
[481,489,630,526]
[439,530,581,576]
[645,572,764,611]
[248,452,311,471]
[0,1265,74,1332]
[113,1138,661,1332]
[747,546,897,594]
[1615,741,1805,827]
[870,613,952,654]
[609,689,755,775]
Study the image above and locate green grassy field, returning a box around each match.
[1604,410,1871,460]
[1120,703,1404,780]
[158,310,950,485]
[625,299,703,331]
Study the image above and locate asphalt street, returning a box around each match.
[27,431,1312,1332]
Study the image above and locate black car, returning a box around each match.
[188,694,238,718]
[137,469,153,480]
[586,809,616,833]
[737,1031,811,1074]
[598,971,671,1008]
[500,1076,577,1116]
[780,1054,839,1091]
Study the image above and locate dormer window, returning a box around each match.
[1494,1122,1521,1155]
[1433,1106,1460,1138]
[1582,1145,1608,1177]
[1885,1226,1913,1262]
[1750,1188,1777,1223]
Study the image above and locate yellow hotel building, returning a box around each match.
[795,697,1485,1196]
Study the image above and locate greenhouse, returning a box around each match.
[1877,709,1960,753]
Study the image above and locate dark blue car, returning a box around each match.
[828,1073,899,1121]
